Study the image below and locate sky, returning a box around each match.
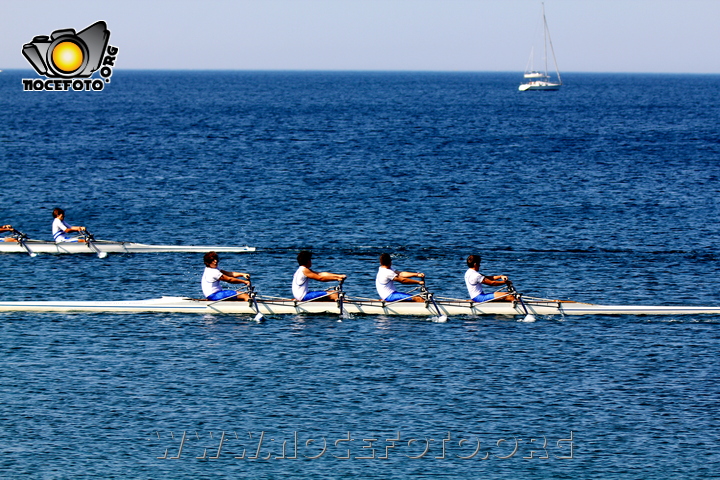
[2,0,719,74]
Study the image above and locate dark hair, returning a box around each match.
[52,208,64,218]
[466,254,481,268]
[380,253,392,266]
[204,251,219,266]
[297,250,312,266]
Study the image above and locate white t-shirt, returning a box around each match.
[292,266,309,300]
[201,267,223,298]
[52,218,71,242]
[465,268,486,298]
[376,266,399,300]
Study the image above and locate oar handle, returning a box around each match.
[504,280,534,319]
[246,278,258,295]
[420,281,446,320]
[10,229,37,257]
[81,230,108,258]
[11,229,28,240]
[330,278,345,293]
[419,283,434,301]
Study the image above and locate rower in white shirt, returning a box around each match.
[292,250,346,301]
[52,208,87,243]
[376,253,426,302]
[201,251,250,301]
[464,254,516,302]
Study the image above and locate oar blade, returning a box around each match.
[82,231,107,259]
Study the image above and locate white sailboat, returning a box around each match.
[519,3,562,91]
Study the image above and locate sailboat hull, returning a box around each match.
[518,82,562,91]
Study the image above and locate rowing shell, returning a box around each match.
[0,240,255,255]
[0,296,718,316]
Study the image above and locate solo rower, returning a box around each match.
[376,253,426,302]
[465,254,515,302]
[292,250,346,301]
[52,208,86,243]
[202,251,251,301]
[1,224,15,242]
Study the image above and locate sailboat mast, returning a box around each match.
[542,3,548,77]
[543,3,562,84]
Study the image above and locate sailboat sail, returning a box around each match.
[523,47,546,78]
[519,3,562,91]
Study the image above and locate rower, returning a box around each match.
[202,251,250,301]
[1,224,17,242]
[376,253,426,302]
[465,254,516,302]
[52,208,87,243]
[292,250,346,301]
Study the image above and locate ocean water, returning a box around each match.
[0,70,719,478]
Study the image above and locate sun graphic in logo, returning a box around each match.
[51,41,84,73]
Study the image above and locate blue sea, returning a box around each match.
[1,70,719,479]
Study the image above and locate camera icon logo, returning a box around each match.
[22,21,110,78]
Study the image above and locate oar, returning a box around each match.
[207,280,263,322]
[421,283,448,323]
[11,229,37,257]
[82,230,107,258]
[507,281,536,322]
[336,279,345,319]
[248,280,264,322]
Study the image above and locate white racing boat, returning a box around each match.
[0,295,718,317]
[0,241,255,255]
[0,230,255,256]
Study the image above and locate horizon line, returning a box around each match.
[2,68,719,76]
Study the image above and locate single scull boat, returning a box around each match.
[0,296,718,317]
[0,235,255,255]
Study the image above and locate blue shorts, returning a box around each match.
[301,291,328,301]
[384,292,413,302]
[472,293,496,303]
[207,290,239,301]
